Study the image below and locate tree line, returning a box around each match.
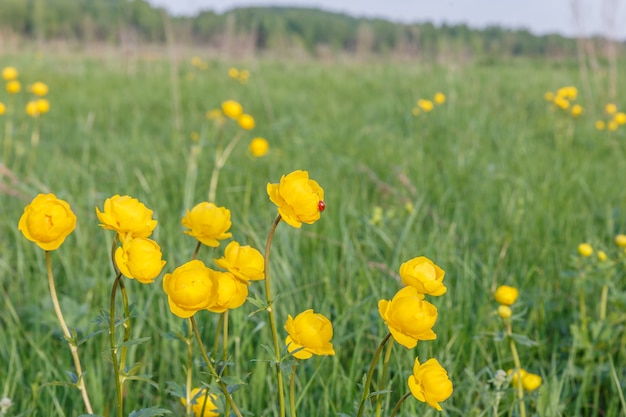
[0,0,620,59]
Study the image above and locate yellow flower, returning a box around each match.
[0,102,5,116]
[595,120,606,130]
[544,91,554,101]
[239,69,250,84]
[571,104,583,117]
[408,357,453,411]
[191,56,202,67]
[36,98,50,115]
[615,234,626,248]
[181,202,232,247]
[180,387,219,417]
[163,260,216,318]
[214,241,265,283]
[378,286,438,349]
[96,195,158,239]
[434,92,446,104]
[553,96,569,110]
[25,101,39,117]
[417,99,434,112]
[578,243,593,257]
[114,236,166,284]
[237,113,255,130]
[206,270,248,312]
[508,368,527,387]
[399,256,446,296]
[30,82,48,97]
[228,67,239,78]
[18,194,77,251]
[608,121,619,131]
[497,305,512,319]
[522,372,542,392]
[494,285,518,306]
[267,170,325,228]
[597,250,607,262]
[411,107,420,116]
[6,80,21,94]
[284,309,335,359]
[614,112,626,125]
[605,103,617,115]
[221,100,243,119]
[249,137,269,157]
[2,66,18,81]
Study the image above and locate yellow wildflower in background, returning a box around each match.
[36,98,50,114]
[239,69,250,84]
[214,241,265,283]
[6,80,21,94]
[2,66,18,81]
[249,137,269,157]
[18,194,77,251]
[284,309,335,359]
[96,195,158,239]
[509,369,542,392]
[417,99,434,112]
[25,101,38,117]
[553,96,570,110]
[180,388,219,417]
[498,305,512,319]
[0,102,5,116]
[411,107,420,116]
[615,234,626,248]
[267,170,325,228]
[544,91,554,101]
[597,250,607,262]
[408,357,453,411]
[434,92,446,104]
[605,103,617,115]
[608,121,618,131]
[237,113,255,130]
[114,236,166,284]
[614,112,626,125]
[162,260,216,318]
[595,120,605,130]
[578,243,593,257]
[494,285,518,306]
[181,202,232,247]
[30,81,48,96]
[228,67,239,78]
[399,256,447,296]
[221,100,243,119]
[571,104,582,117]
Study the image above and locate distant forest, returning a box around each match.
[0,0,622,59]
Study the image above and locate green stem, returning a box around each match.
[45,251,93,414]
[222,310,230,417]
[185,318,193,417]
[110,273,124,417]
[389,392,411,417]
[119,280,131,376]
[506,321,526,417]
[579,287,588,336]
[190,316,243,417]
[356,332,393,417]
[191,241,202,261]
[600,284,608,320]
[376,337,394,416]
[289,364,297,417]
[208,132,243,202]
[263,214,286,417]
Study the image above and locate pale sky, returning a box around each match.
[146,0,626,39]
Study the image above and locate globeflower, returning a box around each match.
[0,102,5,116]
[162,260,216,318]
[214,241,265,283]
[571,104,583,117]
[615,234,626,248]
[434,92,446,104]
[595,120,606,130]
[181,202,232,247]
[206,270,248,313]
[96,195,158,239]
[615,112,626,125]
[237,113,255,130]
[249,137,269,157]
[228,67,239,78]
[267,170,325,228]
[605,103,617,115]
[114,236,166,284]
[221,100,243,119]
[408,357,453,411]
[399,256,446,296]
[6,80,20,94]
[494,285,518,306]
[26,101,39,117]
[2,66,18,81]
[508,369,542,392]
[417,99,434,112]
[18,194,77,251]
[284,309,335,359]
[30,81,49,96]
[378,286,438,349]
[180,387,219,417]
[578,243,593,257]
[36,98,50,114]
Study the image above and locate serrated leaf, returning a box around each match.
[125,375,159,389]
[118,337,151,348]
[78,329,107,346]
[510,333,538,347]
[128,406,171,417]
[220,375,247,387]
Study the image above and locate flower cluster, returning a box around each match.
[412,92,446,116]
[1,66,51,118]
[228,67,250,84]
[544,86,582,118]
[595,102,626,132]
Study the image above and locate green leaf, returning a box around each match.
[510,333,538,347]
[78,329,106,346]
[128,406,171,417]
[118,337,151,348]
[125,374,159,389]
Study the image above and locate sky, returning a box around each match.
[146,0,626,39]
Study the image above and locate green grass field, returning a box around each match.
[1,48,626,417]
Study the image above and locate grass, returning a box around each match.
[1,47,626,416]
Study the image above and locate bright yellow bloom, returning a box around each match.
[36,98,50,114]
[25,101,38,117]
[163,260,216,318]
[614,112,626,125]
[180,388,219,417]
[571,104,583,117]
[417,99,434,112]
[2,66,18,81]
[497,305,512,319]
[408,357,453,411]
[267,170,325,228]
[206,270,248,312]
[557,86,577,100]
[18,194,77,251]
[214,241,265,283]
[578,243,593,257]
[221,100,243,119]
[508,368,527,387]
[30,82,48,97]
[494,285,518,306]
[378,286,438,349]
[595,120,606,130]
[544,91,554,101]
[249,137,269,157]
[285,309,335,359]
[228,67,239,78]
[239,69,250,84]
[553,96,569,110]
[96,195,158,239]
[6,80,20,94]
[605,103,617,115]
[615,234,626,248]
[434,92,446,104]
[522,372,542,392]
[0,102,5,116]
[608,121,619,131]
[181,202,232,247]
[597,250,607,262]
[114,236,166,284]
[399,256,446,296]
[237,113,255,130]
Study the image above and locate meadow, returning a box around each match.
[1,47,626,417]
